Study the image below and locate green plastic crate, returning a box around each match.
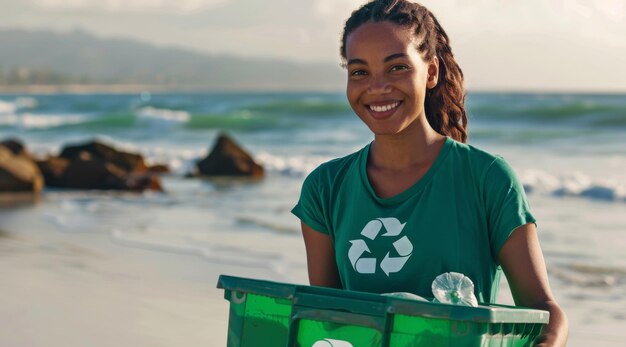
[217,275,549,347]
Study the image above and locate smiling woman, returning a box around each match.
[344,21,438,137]
[292,0,569,346]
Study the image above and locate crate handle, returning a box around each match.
[295,292,387,317]
[291,306,386,330]
[288,307,390,347]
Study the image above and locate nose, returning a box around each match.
[367,74,392,95]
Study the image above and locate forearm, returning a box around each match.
[533,300,568,347]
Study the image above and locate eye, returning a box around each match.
[350,69,368,76]
[389,64,410,72]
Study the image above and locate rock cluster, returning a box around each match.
[0,133,264,195]
[1,139,163,193]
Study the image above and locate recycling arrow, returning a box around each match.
[392,236,413,256]
[360,219,383,240]
[380,253,410,276]
[379,218,406,237]
[380,236,413,276]
[348,239,376,274]
[312,339,354,347]
[348,217,413,276]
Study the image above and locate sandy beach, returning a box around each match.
[0,220,231,347]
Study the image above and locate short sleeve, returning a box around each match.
[291,166,330,234]
[483,157,536,262]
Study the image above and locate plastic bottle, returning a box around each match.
[431,272,478,307]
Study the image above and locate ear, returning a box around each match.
[426,56,439,89]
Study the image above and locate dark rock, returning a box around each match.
[61,152,160,191]
[196,133,264,177]
[148,164,170,174]
[0,138,26,155]
[61,152,124,189]
[36,156,70,187]
[59,140,147,173]
[0,145,44,193]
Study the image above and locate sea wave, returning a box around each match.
[0,113,89,129]
[136,106,191,123]
[0,109,314,131]
[255,152,331,178]
[241,99,351,115]
[520,169,626,202]
[0,97,38,114]
[468,96,626,129]
[185,111,279,131]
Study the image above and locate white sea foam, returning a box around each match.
[0,114,19,126]
[140,146,206,174]
[255,152,329,178]
[1,110,87,129]
[1,113,88,129]
[24,113,88,129]
[14,97,38,109]
[0,100,17,114]
[520,169,626,202]
[0,97,38,115]
[136,106,191,123]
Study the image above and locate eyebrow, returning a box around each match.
[347,53,409,66]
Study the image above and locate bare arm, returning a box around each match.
[498,223,569,347]
[301,221,342,288]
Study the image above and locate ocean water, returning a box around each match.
[1,91,626,344]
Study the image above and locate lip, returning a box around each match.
[365,100,402,120]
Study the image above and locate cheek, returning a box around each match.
[346,81,360,107]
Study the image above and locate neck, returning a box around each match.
[370,120,446,171]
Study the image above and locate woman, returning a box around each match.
[292,0,568,345]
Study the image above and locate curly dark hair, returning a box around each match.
[341,0,468,143]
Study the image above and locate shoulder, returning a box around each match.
[446,139,504,179]
[445,139,524,191]
[448,139,499,164]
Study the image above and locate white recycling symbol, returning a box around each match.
[348,217,413,276]
[312,339,353,347]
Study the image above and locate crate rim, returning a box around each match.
[216,274,549,324]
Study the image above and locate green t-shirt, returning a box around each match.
[292,137,535,303]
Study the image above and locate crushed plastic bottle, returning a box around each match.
[431,272,478,307]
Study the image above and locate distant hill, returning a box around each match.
[0,28,345,91]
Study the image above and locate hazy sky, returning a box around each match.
[1,0,625,91]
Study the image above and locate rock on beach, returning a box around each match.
[0,139,44,194]
[38,140,163,192]
[195,133,264,178]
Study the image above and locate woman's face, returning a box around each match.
[345,21,438,136]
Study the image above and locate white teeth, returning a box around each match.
[370,102,399,112]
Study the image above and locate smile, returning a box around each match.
[368,102,400,113]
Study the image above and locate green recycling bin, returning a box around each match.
[217,275,549,347]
